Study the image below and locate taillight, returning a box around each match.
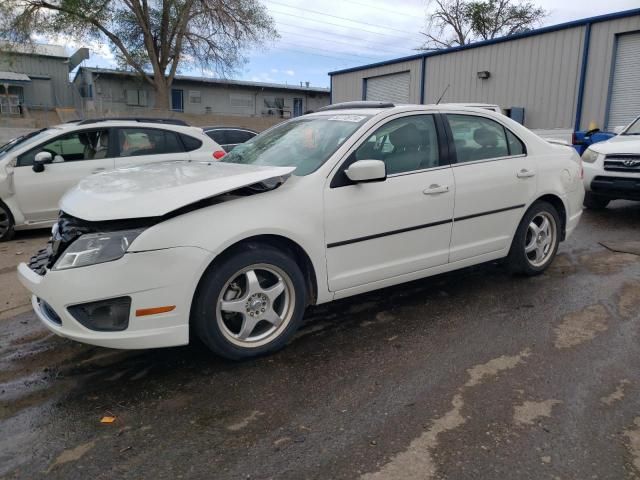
[213,150,226,160]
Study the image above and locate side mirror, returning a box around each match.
[33,151,52,173]
[345,159,386,183]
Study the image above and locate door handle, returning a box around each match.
[423,184,449,195]
[91,168,106,174]
[516,169,536,178]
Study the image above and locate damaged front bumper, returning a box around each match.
[18,245,210,350]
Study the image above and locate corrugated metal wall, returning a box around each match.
[0,54,73,107]
[423,27,585,129]
[580,15,640,130]
[330,13,640,131]
[330,59,422,104]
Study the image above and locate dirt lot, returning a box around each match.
[1,203,640,479]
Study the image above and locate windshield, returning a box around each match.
[622,117,640,135]
[220,114,371,175]
[0,128,56,159]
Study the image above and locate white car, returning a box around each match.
[0,118,224,240]
[582,115,640,209]
[18,102,584,359]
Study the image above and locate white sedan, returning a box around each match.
[18,103,584,359]
[0,118,224,241]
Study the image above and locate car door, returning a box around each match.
[12,128,115,223]
[114,127,190,167]
[445,113,536,262]
[324,113,455,292]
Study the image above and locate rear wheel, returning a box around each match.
[192,244,307,360]
[507,201,560,276]
[583,192,610,209]
[0,202,15,242]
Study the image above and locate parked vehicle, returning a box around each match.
[0,118,224,241]
[572,128,617,155]
[582,115,640,209]
[18,102,584,359]
[202,127,257,153]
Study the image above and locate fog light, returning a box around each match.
[68,297,131,332]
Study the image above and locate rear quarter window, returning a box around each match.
[180,134,203,152]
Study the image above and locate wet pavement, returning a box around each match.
[1,203,640,479]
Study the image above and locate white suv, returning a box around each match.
[0,118,223,240]
[18,103,584,359]
[582,115,640,209]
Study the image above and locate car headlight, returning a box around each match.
[581,148,600,163]
[53,229,144,271]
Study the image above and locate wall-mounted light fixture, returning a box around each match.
[477,71,491,79]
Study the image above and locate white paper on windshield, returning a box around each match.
[327,115,366,122]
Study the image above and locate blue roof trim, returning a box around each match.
[328,7,640,76]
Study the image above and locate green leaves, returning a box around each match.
[0,0,278,108]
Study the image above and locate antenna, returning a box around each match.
[436,84,450,105]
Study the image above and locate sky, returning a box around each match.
[53,0,640,89]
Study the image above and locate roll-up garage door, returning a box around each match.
[365,72,410,103]
[607,32,640,130]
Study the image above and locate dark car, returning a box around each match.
[202,127,258,152]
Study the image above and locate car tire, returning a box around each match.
[506,201,561,276]
[0,201,15,242]
[192,243,307,360]
[583,192,610,210]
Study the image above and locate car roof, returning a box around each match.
[309,103,500,118]
[201,126,257,133]
[50,120,205,135]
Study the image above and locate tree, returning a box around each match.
[419,0,546,50]
[0,0,278,110]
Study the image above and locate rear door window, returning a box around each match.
[446,115,510,163]
[205,130,227,145]
[117,128,184,157]
[226,130,256,144]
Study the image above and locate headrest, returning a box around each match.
[473,127,499,147]
[389,123,423,148]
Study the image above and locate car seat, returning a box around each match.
[385,123,426,174]
[473,127,505,159]
[93,131,110,159]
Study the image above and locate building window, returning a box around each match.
[264,97,286,118]
[189,90,201,104]
[230,93,253,108]
[126,89,148,107]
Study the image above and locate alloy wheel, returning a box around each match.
[216,264,296,348]
[0,208,11,238]
[524,211,556,267]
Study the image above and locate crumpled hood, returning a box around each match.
[591,137,640,154]
[60,161,296,221]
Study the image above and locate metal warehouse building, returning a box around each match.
[329,8,640,132]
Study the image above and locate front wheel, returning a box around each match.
[0,201,15,242]
[192,244,307,360]
[507,201,561,276]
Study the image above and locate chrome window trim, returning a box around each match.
[450,153,528,167]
